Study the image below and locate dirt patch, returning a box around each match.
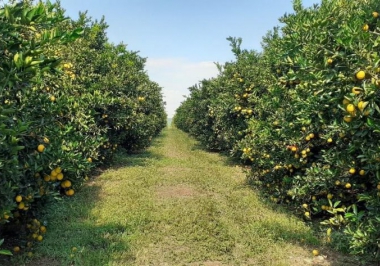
[155,184,199,199]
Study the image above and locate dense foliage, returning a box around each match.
[174,0,380,261]
[0,0,166,254]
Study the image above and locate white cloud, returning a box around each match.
[145,58,219,118]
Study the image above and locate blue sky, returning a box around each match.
[58,0,320,117]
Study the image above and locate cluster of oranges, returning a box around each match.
[12,218,47,257]
[36,143,76,197]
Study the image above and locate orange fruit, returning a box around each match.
[312,249,319,256]
[345,183,352,189]
[359,170,365,176]
[343,116,352,123]
[55,167,62,173]
[66,189,75,196]
[15,195,22,202]
[373,11,379,18]
[356,70,366,80]
[346,104,355,112]
[40,226,47,233]
[37,144,45,152]
[57,173,64,180]
[18,202,25,210]
[51,170,58,177]
[13,246,20,252]
[327,58,333,64]
[363,24,369,31]
[64,180,72,188]
[87,158,92,163]
[349,168,356,174]
[352,87,361,95]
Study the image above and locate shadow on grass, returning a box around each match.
[111,131,167,170]
[190,142,242,168]
[9,134,169,266]
[184,133,367,266]
[14,183,140,266]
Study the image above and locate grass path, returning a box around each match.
[21,127,356,266]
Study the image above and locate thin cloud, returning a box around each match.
[146,58,219,117]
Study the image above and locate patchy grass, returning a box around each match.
[12,127,361,265]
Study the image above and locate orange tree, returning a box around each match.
[0,0,166,253]
[174,0,380,261]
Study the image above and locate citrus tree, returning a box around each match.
[174,0,380,261]
[0,0,166,254]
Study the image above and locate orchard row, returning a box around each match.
[0,1,166,255]
[174,0,380,262]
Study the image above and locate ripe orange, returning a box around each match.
[345,183,352,189]
[363,24,369,31]
[346,104,355,112]
[40,226,47,233]
[356,70,366,80]
[327,138,333,143]
[359,170,365,176]
[87,157,92,163]
[66,189,75,196]
[60,180,70,188]
[13,246,20,252]
[57,173,64,180]
[373,11,379,18]
[37,235,43,241]
[343,98,350,105]
[37,144,45,152]
[349,168,356,174]
[327,58,333,64]
[18,202,25,210]
[55,167,62,173]
[50,96,56,102]
[51,170,58,177]
[312,249,319,256]
[352,87,361,95]
[15,195,22,202]
[343,116,352,123]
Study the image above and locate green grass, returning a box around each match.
[13,127,360,266]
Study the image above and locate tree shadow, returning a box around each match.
[107,131,167,170]
[13,182,140,266]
